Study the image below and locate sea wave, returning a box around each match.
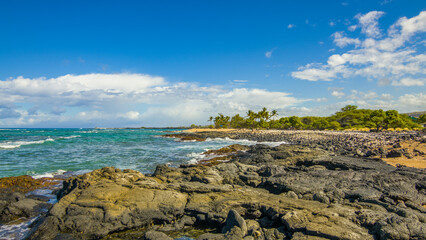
[0,138,55,149]
[186,150,228,165]
[32,169,67,179]
[58,135,80,140]
[0,135,80,149]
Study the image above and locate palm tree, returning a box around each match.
[270,110,278,120]
[246,110,257,130]
[246,110,255,119]
[214,113,230,128]
[258,107,270,122]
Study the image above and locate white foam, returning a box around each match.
[184,137,288,165]
[0,138,54,149]
[186,152,205,159]
[186,150,230,165]
[187,158,199,164]
[33,169,66,179]
[176,145,197,149]
[58,135,80,140]
[0,217,38,239]
[186,151,208,164]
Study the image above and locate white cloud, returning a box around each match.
[265,49,274,58]
[332,32,361,48]
[397,93,426,109]
[392,77,425,86]
[348,25,357,31]
[292,63,349,82]
[287,24,295,29]
[0,73,166,97]
[355,11,385,38]
[215,88,304,111]
[141,88,305,126]
[315,98,328,102]
[233,80,248,83]
[292,11,426,86]
[121,111,140,120]
[328,87,345,98]
[331,90,345,98]
[347,90,378,100]
[0,73,307,127]
[327,54,347,66]
[380,93,393,100]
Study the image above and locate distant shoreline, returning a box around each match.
[173,128,426,169]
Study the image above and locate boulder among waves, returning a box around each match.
[26,143,426,240]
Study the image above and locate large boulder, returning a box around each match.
[222,209,247,236]
[28,167,188,239]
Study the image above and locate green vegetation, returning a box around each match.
[203,105,423,131]
[417,114,426,124]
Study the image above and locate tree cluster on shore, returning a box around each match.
[200,105,425,131]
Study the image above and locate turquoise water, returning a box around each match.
[0,128,276,178]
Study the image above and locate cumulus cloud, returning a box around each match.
[0,73,166,95]
[392,77,425,86]
[332,32,361,48]
[397,93,426,109]
[0,73,307,127]
[328,87,345,98]
[292,11,426,85]
[331,91,345,98]
[355,11,385,38]
[120,111,140,120]
[287,24,295,29]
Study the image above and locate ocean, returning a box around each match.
[0,128,284,178]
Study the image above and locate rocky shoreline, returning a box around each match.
[1,130,425,239]
[167,130,426,168]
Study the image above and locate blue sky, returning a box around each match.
[0,0,425,127]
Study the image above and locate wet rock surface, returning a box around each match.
[0,175,60,224]
[26,138,425,240]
